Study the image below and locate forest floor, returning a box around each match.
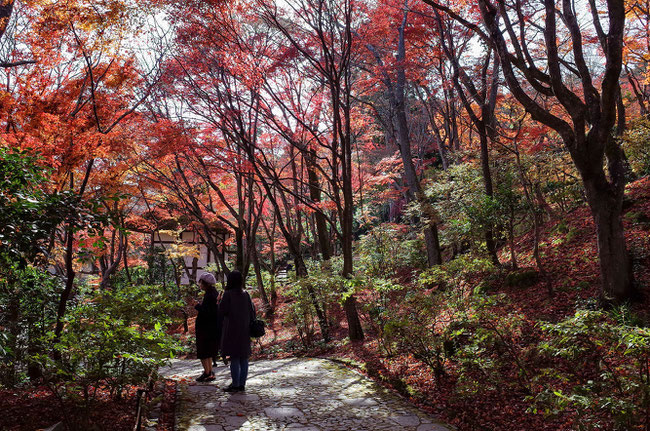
[0,385,141,431]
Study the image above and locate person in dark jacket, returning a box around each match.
[195,272,220,382]
[219,270,255,392]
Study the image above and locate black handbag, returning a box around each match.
[247,292,265,338]
[250,318,266,338]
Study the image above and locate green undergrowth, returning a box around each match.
[357,253,650,430]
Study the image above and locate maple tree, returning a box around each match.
[358,0,444,267]
[424,0,637,301]
[1,0,164,343]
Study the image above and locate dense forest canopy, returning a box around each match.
[1,0,650,429]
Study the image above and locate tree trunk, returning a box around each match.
[122,237,132,284]
[394,85,442,266]
[268,220,278,305]
[479,131,500,265]
[54,225,75,340]
[583,180,635,301]
[423,225,442,266]
[342,245,364,341]
[306,148,332,260]
[235,227,244,272]
[343,295,363,340]
[100,230,125,290]
[508,206,518,269]
[341,153,363,341]
[252,245,271,316]
[534,183,556,220]
[170,258,189,333]
[391,8,442,267]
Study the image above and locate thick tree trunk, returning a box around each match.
[583,180,635,301]
[268,222,278,305]
[394,9,442,267]
[341,146,364,341]
[235,228,244,272]
[423,224,442,266]
[343,295,363,340]
[100,230,125,290]
[394,83,442,265]
[342,246,364,341]
[122,237,132,284]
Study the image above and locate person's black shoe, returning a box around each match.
[196,373,208,382]
[223,384,241,392]
[205,372,216,382]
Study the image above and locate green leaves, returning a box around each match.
[422,161,518,251]
[34,281,183,400]
[532,308,650,429]
[0,148,62,267]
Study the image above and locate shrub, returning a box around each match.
[283,262,342,346]
[0,267,62,387]
[531,309,650,430]
[418,254,495,293]
[356,223,426,279]
[383,288,448,379]
[447,294,531,398]
[33,283,183,429]
[362,278,406,356]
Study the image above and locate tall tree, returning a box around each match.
[261,0,364,339]
[434,11,501,264]
[424,0,636,301]
[361,0,443,266]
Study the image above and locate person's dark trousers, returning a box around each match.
[230,356,249,388]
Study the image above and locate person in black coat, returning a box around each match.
[194,272,220,382]
[219,270,255,392]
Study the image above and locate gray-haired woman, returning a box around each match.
[195,272,220,382]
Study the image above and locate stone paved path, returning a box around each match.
[160,358,453,431]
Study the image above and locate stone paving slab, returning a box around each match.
[160,358,453,431]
